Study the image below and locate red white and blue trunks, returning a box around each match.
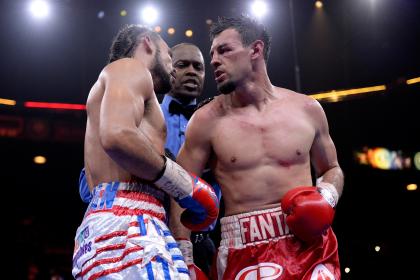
[72,181,190,280]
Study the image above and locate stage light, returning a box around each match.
[24,101,86,110]
[310,85,386,102]
[315,1,323,9]
[344,267,350,273]
[185,29,193,37]
[406,76,420,85]
[29,0,50,19]
[414,152,420,170]
[120,10,127,17]
[407,184,417,191]
[154,26,162,33]
[0,98,16,106]
[374,246,381,252]
[34,156,47,165]
[250,0,268,19]
[141,6,158,25]
[97,11,105,19]
[206,19,213,25]
[167,27,175,35]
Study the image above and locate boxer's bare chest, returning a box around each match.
[211,101,316,169]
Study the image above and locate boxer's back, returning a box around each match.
[84,63,166,190]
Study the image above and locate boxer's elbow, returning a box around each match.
[100,126,128,154]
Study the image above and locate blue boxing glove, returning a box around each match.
[79,168,92,203]
[154,157,219,231]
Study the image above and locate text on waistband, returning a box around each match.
[239,211,290,244]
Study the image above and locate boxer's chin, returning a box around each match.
[218,80,236,95]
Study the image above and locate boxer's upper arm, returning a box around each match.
[177,109,213,176]
[97,60,165,180]
[99,61,152,146]
[309,100,340,176]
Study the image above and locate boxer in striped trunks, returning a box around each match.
[73,24,218,279]
[72,182,189,280]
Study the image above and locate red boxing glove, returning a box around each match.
[282,186,335,243]
[178,174,219,232]
[154,157,219,231]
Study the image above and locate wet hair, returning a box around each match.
[108,24,161,64]
[209,15,272,63]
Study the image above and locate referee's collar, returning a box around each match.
[162,94,197,109]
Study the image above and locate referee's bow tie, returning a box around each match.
[168,101,195,119]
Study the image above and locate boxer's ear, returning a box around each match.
[250,40,264,60]
[142,35,154,54]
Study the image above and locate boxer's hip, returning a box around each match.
[85,181,167,220]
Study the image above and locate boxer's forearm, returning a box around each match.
[316,165,344,198]
[101,127,165,181]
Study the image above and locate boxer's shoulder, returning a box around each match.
[99,58,153,97]
[191,96,221,124]
[102,58,151,82]
[195,97,215,112]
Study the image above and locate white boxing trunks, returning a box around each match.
[72,181,190,280]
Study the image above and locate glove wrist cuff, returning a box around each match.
[154,157,192,200]
[317,182,339,208]
[151,155,167,182]
[176,239,194,265]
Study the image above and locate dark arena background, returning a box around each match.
[2,0,419,279]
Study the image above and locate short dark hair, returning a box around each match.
[171,42,199,52]
[108,24,160,64]
[209,15,271,63]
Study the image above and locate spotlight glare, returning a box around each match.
[154,26,162,33]
[315,1,323,9]
[167,27,175,35]
[344,267,350,273]
[120,10,127,17]
[29,0,50,19]
[34,156,47,164]
[407,77,420,85]
[0,98,16,106]
[251,0,268,18]
[185,29,193,37]
[407,184,417,191]
[97,11,105,19]
[375,246,381,252]
[414,152,420,170]
[141,6,158,25]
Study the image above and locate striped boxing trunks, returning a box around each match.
[72,181,190,280]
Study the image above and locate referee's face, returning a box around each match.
[171,45,205,101]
